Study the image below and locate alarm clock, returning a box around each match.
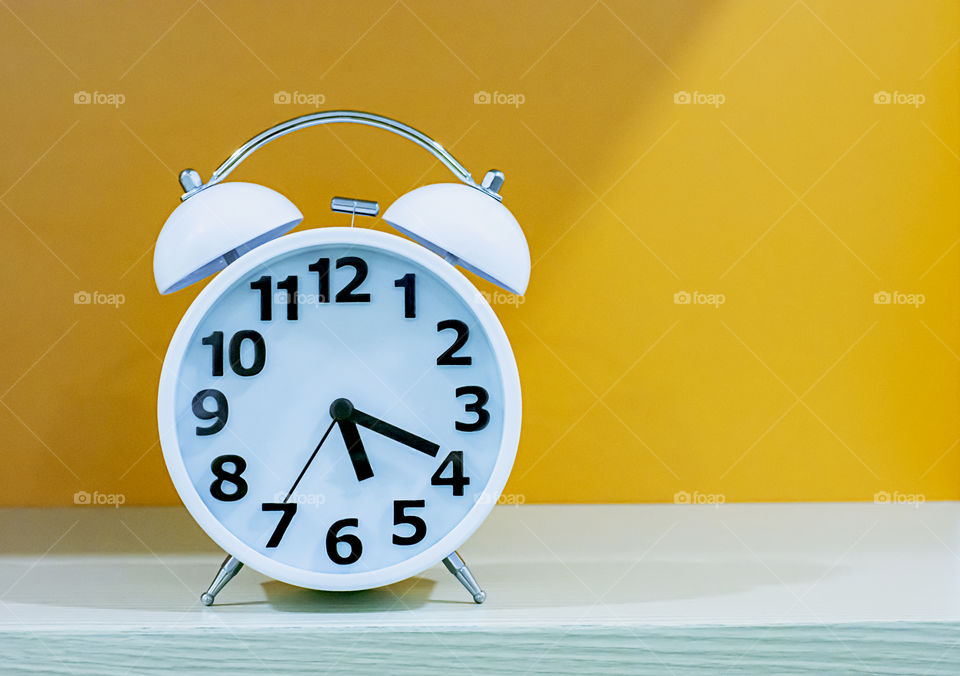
[153,111,530,606]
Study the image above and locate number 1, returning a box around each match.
[394,273,416,318]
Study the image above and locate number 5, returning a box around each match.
[392,500,427,546]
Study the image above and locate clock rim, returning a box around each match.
[157,227,522,591]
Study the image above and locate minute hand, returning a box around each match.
[349,408,440,457]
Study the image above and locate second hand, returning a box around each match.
[282,419,337,504]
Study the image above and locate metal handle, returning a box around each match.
[179,110,500,201]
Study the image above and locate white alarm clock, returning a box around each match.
[153,111,529,606]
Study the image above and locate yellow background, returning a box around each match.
[1,1,958,506]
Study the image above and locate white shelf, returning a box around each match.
[1,504,959,673]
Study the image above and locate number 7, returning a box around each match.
[261,502,297,548]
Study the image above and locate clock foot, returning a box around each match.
[200,554,243,606]
[443,551,486,604]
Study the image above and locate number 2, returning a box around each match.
[437,320,471,365]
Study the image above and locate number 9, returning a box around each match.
[193,389,228,436]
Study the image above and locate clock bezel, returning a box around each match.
[158,227,522,591]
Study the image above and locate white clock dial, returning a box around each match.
[158,228,521,591]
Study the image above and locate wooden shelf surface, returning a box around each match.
[2,503,959,674]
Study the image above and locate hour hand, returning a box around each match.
[330,398,440,457]
[336,419,374,481]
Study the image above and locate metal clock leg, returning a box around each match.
[443,551,486,604]
[200,554,243,606]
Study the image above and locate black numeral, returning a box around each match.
[261,503,297,548]
[193,389,228,436]
[251,275,298,321]
[307,256,371,304]
[228,330,266,376]
[455,386,489,432]
[392,500,427,546]
[431,451,470,496]
[202,330,265,377]
[201,331,224,376]
[326,518,362,564]
[308,257,331,303]
[394,273,416,318]
[277,275,298,320]
[210,454,248,502]
[437,320,471,365]
[249,276,272,321]
[335,257,371,303]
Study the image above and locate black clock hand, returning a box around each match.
[336,419,374,481]
[282,419,337,503]
[351,408,440,457]
[330,398,440,458]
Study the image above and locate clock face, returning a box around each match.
[159,229,520,590]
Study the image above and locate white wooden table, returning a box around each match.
[1,503,958,674]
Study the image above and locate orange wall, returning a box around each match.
[1,0,958,505]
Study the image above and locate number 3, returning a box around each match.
[455,386,489,432]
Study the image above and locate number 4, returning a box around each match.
[430,451,470,496]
